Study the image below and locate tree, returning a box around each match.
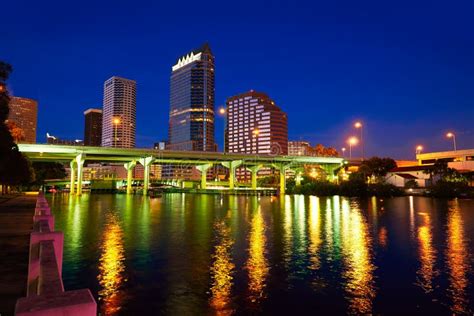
[6,120,25,142]
[424,160,467,184]
[32,162,67,186]
[0,61,32,193]
[313,144,339,157]
[359,157,397,179]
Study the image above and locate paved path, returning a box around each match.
[0,195,36,316]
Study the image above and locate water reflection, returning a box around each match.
[341,200,375,314]
[416,212,437,293]
[308,196,322,270]
[210,213,235,315]
[446,200,471,314]
[246,206,269,306]
[48,194,474,315]
[98,212,126,315]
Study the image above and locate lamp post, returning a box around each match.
[113,117,120,148]
[347,137,358,160]
[416,145,423,155]
[341,147,346,158]
[218,106,226,152]
[354,121,364,159]
[446,132,457,151]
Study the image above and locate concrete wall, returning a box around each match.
[15,193,97,316]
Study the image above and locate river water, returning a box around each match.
[48,193,474,315]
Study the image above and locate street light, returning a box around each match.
[252,128,260,153]
[354,121,364,159]
[446,132,457,151]
[218,106,227,152]
[416,145,423,155]
[347,136,358,159]
[341,147,346,158]
[113,117,121,147]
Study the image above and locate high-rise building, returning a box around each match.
[168,43,216,151]
[7,96,38,143]
[288,141,311,156]
[226,90,288,155]
[101,76,136,148]
[83,108,102,146]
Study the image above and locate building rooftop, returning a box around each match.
[83,108,102,115]
[395,173,419,179]
[173,43,212,66]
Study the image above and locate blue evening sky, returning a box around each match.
[2,0,473,159]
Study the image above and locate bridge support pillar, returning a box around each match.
[246,165,262,190]
[124,160,137,194]
[196,163,213,189]
[75,154,85,196]
[139,156,154,196]
[273,163,290,195]
[69,160,76,195]
[322,164,339,182]
[222,160,242,190]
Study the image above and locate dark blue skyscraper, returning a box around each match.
[168,43,216,151]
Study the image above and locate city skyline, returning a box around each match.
[3,0,473,159]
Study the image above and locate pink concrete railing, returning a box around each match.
[15,193,97,316]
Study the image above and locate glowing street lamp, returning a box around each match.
[446,132,457,151]
[251,129,260,153]
[341,147,346,158]
[347,136,358,159]
[354,121,364,159]
[218,106,227,152]
[416,145,423,155]
[113,117,121,147]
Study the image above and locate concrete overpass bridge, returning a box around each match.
[18,144,344,195]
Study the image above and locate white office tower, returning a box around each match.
[101,76,136,148]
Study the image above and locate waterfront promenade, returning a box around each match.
[0,195,36,316]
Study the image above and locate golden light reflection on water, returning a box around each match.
[341,200,375,315]
[416,212,437,293]
[324,198,334,259]
[98,213,126,315]
[446,201,471,314]
[308,196,321,270]
[210,215,235,315]
[283,195,293,268]
[246,207,269,305]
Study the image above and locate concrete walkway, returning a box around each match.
[0,195,36,316]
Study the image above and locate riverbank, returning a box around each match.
[286,179,474,198]
[0,194,36,316]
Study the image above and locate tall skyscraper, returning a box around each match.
[83,108,102,146]
[168,43,216,151]
[101,76,136,148]
[7,96,38,143]
[226,90,288,155]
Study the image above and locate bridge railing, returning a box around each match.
[15,192,97,316]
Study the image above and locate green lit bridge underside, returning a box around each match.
[18,144,344,195]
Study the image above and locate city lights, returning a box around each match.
[446,132,457,151]
[113,117,120,147]
[354,121,364,159]
[347,136,358,159]
[416,145,423,155]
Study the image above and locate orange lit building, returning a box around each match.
[7,96,38,143]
